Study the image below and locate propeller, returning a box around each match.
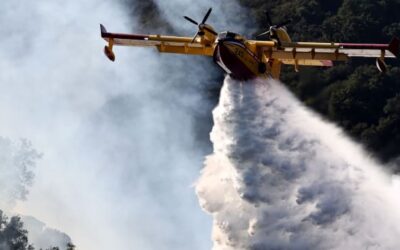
[256,11,291,39]
[184,8,218,43]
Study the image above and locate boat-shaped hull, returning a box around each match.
[213,39,266,80]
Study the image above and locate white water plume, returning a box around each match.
[196,77,400,250]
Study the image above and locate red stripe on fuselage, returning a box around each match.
[102,32,149,40]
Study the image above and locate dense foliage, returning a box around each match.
[0,210,32,250]
[239,0,400,165]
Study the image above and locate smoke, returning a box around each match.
[153,0,253,36]
[0,0,231,249]
[0,138,41,211]
[22,216,72,250]
[196,77,400,249]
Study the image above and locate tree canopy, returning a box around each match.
[239,0,400,166]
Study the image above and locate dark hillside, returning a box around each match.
[239,0,400,166]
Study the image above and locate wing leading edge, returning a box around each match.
[100,24,214,61]
[254,37,399,69]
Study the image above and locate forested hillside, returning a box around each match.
[239,0,400,166]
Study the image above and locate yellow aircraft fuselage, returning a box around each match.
[156,26,293,80]
[213,28,292,80]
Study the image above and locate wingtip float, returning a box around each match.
[100,24,114,61]
[100,9,399,80]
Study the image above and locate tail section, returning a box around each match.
[100,24,107,37]
[100,24,115,61]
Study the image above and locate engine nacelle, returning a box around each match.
[104,46,115,62]
[376,57,387,73]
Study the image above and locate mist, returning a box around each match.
[0,0,238,249]
[0,137,41,211]
[196,77,400,249]
[153,0,253,36]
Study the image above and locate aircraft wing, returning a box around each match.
[253,37,400,68]
[100,24,214,61]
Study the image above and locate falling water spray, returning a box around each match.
[196,77,400,250]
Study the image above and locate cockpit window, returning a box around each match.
[218,31,244,41]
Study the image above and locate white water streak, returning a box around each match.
[196,77,400,250]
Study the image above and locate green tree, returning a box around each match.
[238,0,400,166]
[0,210,32,250]
[66,243,76,250]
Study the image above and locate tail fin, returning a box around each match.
[100,24,107,37]
[388,37,400,58]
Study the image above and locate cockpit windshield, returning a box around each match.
[218,31,244,41]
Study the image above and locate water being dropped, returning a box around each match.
[196,77,400,250]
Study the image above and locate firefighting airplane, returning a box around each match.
[100,8,399,80]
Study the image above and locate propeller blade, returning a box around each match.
[203,26,218,36]
[191,33,199,43]
[257,30,270,38]
[184,16,199,25]
[201,8,212,24]
[265,11,273,26]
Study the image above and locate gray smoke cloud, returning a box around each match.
[0,138,41,210]
[0,0,244,249]
[153,0,253,36]
[196,77,400,249]
[22,216,72,250]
